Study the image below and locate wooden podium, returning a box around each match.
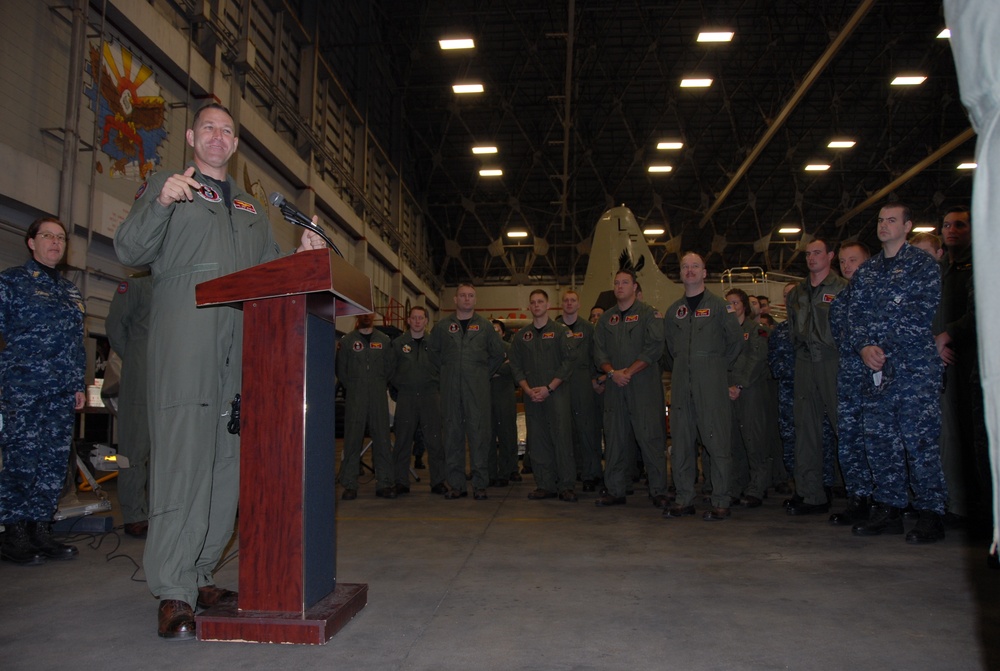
[192,249,371,644]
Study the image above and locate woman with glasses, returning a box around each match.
[0,217,86,565]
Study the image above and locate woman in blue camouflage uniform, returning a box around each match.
[0,217,86,565]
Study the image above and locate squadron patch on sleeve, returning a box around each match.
[725,304,735,313]
[117,281,129,294]
[134,182,147,200]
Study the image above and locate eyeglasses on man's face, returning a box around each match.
[36,232,67,243]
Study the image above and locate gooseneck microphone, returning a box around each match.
[268,192,343,257]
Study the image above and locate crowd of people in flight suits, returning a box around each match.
[339,201,988,546]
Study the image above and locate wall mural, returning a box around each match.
[84,40,167,180]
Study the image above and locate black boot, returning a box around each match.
[29,521,79,560]
[829,495,870,526]
[852,502,903,536]
[905,510,946,544]
[1,521,46,566]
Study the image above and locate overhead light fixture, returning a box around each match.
[937,28,951,39]
[697,31,734,43]
[647,165,673,173]
[439,38,475,50]
[912,226,936,233]
[827,139,856,149]
[890,75,927,86]
[472,146,497,154]
[453,82,484,94]
[479,168,503,177]
[778,227,801,234]
[643,227,666,236]
[957,162,977,170]
[804,163,830,172]
[656,141,684,150]
[680,78,713,88]
[506,229,529,238]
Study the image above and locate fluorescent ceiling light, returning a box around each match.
[506,230,529,238]
[778,227,801,234]
[643,227,666,236]
[827,140,856,149]
[656,141,684,150]
[804,164,830,172]
[957,162,977,170]
[647,165,673,173]
[472,146,497,154]
[697,31,734,43]
[680,78,713,88]
[937,29,951,39]
[912,226,936,233]
[439,38,475,50]
[890,75,927,86]
[453,83,484,94]
[479,168,503,177]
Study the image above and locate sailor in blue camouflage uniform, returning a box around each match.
[767,283,799,487]
[828,242,873,526]
[0,217,86,565]
[847,203,947,543]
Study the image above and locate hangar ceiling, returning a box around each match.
[320,0,973,285]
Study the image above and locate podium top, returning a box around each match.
[195,249,373,320]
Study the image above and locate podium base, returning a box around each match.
[196,583,368,645]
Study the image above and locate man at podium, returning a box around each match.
[114,102,327,640]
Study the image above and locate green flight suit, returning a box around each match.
[338,329,394,491]
[509,319,576,493]
[427,313,505,491]
[105,275,152,526]
[115,165,281,608]
[489,340,519,482]
[729,318,772,500]
[593,301,667,499]
[391,330,444,490]
[787,273,847,505]
[664,292,742,509]
[557,316,603,483]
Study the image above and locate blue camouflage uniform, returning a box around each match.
[0,260,85,524]
[767,320,796,478]
[847,243,946,513]
[829,278,873,501]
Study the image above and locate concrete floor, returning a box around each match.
[2,464,998,671]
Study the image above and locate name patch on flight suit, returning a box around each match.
[352,340,364,352]
[695,308,711,317]
[117,281,129,294]
[542,331,555,339]
[134,183,147,200]
[468,324,480,331]
[448,323,460,333]
[572,332,584,339]
[522,331,534,341]
[402,344,412,353]
[624,315,639,323]
[608,314,620,325]
[233,199,257,214]
[675,306,689,319]
[822,294,836,303]
[370,342,383,349]
[197,184,222,203]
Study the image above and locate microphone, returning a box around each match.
[268,192,343,257]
